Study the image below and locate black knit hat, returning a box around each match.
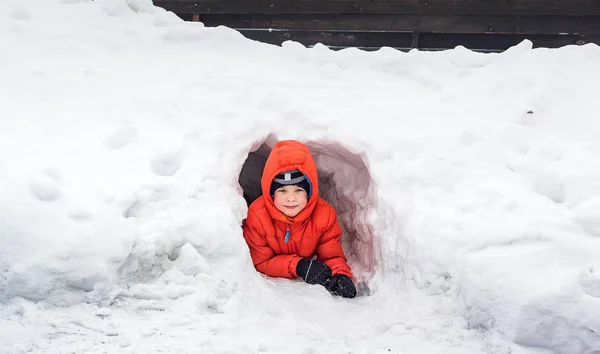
[270,170,311,198]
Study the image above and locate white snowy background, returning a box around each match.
[1,0,600,353]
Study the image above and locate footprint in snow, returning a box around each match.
[68,209,94,223]
[458,129,483,146]
[9,6,31,20]
[151,152,181,176]
[534,178,565,204]
[29,173,62,202]
[578,267,600,298]
[102,127,137,150]
[572,198,600,237]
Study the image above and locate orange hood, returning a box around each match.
[261,140,319,224]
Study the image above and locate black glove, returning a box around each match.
[326,274,356,298]
[296,258,332,285]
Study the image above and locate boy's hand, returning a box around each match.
[326,274,356,298]
[296,258,332,285]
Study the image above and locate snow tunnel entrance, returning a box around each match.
[238,139,376,283]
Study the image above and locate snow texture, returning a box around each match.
[1,0,600,353]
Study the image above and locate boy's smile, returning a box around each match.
[273,185,308,217]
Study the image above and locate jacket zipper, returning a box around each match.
[285,225,290,243]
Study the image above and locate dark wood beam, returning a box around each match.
[153,0,600,16]
[197,14,600,35]
[237,29,600,50]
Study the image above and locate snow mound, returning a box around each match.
[1,0,600,352]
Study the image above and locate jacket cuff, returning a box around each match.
[288,256,301,278]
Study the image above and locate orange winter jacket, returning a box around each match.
[242,140,353,279]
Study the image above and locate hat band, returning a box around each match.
[273,175,306,185]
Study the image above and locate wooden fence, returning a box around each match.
[153,0,600,51]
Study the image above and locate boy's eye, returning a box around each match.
[295,188,304,193]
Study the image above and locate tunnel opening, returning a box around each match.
[238,137,377,285]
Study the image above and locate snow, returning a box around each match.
[1,0,600,353]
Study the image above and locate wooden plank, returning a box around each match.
[418,32,600,49]
[238,29,414,48]
[197,14,600,34]
[153,0,600,16]
[236,29,600,50]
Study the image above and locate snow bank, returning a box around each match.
[1,0,600,352]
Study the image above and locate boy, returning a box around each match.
[242,140,356,298]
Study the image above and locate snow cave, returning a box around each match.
[238,137,376,284]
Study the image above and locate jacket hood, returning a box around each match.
[261,140,319,224]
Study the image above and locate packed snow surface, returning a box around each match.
[1,0,600,353]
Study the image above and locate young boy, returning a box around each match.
[242,140,356,298]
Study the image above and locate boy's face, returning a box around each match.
[273,185,308,217]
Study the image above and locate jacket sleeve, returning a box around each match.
[315,207,353,278]
[242,209,301,278]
